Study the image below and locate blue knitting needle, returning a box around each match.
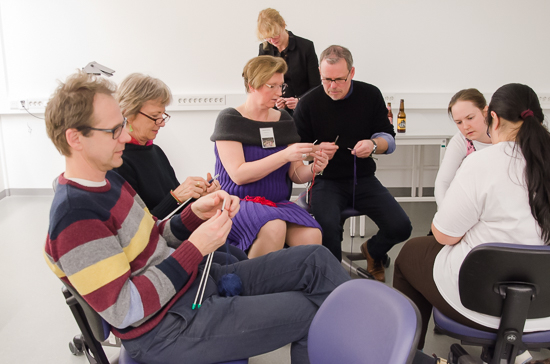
[193,198,226,309]
[162,174,220,222]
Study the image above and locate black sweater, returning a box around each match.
[114,143,180,219]
[293,81,395,180]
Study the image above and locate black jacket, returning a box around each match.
[258,31,320,100]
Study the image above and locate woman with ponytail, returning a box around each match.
[393,83,550,351]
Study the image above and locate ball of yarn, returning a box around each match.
[217,273,243,297]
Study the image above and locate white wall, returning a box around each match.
[0,0,549,191]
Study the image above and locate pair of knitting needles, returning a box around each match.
[162,174,220,222]
[192,198,227,309]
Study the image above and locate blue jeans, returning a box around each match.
[122,245,350,364]
[310,175,412,261]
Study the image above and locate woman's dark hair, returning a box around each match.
[487,83,550,243]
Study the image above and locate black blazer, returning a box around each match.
[258,31,321,99]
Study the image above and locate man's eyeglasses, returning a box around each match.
[139,111,171,125]
[321,71,351,86]
[265,83,288,94]
[81,118,128,139]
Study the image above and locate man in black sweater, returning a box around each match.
[293,45,412,282]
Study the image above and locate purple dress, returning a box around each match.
[211,108,321,251]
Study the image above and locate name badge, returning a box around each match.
[260,127,276,148]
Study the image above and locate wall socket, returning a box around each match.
[384,94,395,103]
[538,94,550,108]
[10,98,48,110]
[173,94,226,106]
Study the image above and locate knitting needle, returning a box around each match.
[192,252,213,310]
[193,198,227,309]
[334,135,339,144]
[162,174,220,222]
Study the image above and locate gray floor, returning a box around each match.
[0,196,548,363]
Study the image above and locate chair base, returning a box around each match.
[433,308,550,364]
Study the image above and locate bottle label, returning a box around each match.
[398,119,406,128]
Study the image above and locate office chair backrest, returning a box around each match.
[459,243,550,318]
[308,279,421,364]
[63,282,110,342]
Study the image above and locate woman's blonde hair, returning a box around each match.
[116,73,172,118]
[242,56,288,93]
[257,8,286,50]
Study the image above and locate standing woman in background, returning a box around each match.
[434,89,492,207]
[257,8,320,114]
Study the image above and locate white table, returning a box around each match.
[351,117,455,236]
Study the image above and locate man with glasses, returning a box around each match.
[44,70,349,363]
[294,45,412,282]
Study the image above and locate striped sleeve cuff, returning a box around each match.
[179,204,204,232]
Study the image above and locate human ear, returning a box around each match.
[490,111,500,129]
[65,128,83,151]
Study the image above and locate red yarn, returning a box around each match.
[243,196,277,207]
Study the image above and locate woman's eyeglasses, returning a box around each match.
[139,111,171,125]
[265,83,288,94]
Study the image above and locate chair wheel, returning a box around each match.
[69,335,84,356]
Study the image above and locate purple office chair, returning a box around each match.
[62,283,248,364]
[308,279,421,363]
[433,243,550,364]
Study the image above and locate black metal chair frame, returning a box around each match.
[434,243,550,364]
[62,284,120,364]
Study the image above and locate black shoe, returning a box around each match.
[356,267,375,280]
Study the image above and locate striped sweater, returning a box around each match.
[44,171,204,339]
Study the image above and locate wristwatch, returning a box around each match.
[369,139,378,156]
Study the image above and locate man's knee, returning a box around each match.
[384,215,413,243]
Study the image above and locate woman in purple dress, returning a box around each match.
[211,56,328,258]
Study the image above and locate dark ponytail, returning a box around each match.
[487,83,550,243]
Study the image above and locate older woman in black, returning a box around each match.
[257,8,320,114]
[113,73,221,220]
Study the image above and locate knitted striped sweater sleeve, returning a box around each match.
[44,173,203,330]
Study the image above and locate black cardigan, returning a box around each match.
[114,143,180,219]
[258,31,320,100]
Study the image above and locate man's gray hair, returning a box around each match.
[320,45,353,71]
[319,45,353,71]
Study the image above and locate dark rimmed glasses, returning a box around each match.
[81,117,127,139]
[321,71,351,86]
[139,111,171,125]
[265,83,288,94]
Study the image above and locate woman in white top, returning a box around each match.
[393,83,550,350]
[434,88,493,207]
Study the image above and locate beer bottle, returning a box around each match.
[397,99,406,133]
[387,102,393,124]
